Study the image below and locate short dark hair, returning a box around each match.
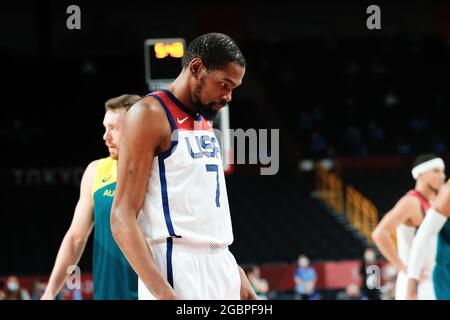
[182,33,246,70]
[105,94,141,112]
[412,153,440,169]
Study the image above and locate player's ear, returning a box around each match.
[190,58,203,79]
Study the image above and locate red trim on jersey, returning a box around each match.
[406,190,431,214]
[152,90,213,131]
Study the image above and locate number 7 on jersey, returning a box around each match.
[205,164,220,207]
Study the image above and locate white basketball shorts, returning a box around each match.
[138,238,241,300]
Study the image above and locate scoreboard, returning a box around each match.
[144,38,186,91]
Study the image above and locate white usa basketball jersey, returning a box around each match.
[137,89,234,247]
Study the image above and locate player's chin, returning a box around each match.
[212,104,225,111]
[109,149,119,160]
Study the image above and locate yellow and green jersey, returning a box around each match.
[433,180,450,299]
[92,157,137,300]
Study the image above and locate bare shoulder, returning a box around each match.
[85,159,99,173]
[80,160,99,183]
[122,96,172,153]
[382,194,421,224]
[394,194,421,212]
[127,95,167,122]
[78,159,100,195]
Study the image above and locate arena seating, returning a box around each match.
[228,174,366,264]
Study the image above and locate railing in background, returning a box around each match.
[316,164,378,243]
[316,164,344,213]
[345,185,378,241]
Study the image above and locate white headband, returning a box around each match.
[411,158,445,179]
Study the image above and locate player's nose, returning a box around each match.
[222,91,232,103]
[103,129,110,141]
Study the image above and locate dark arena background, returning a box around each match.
[1,0,449,302]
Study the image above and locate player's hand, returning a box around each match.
[159,292,178,300]
[238,266,258,300]
[40,291,55,300]
[154,287,178,300]
[241,282,258,300]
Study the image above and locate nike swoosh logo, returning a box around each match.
[177,116,189,124]
[101,175,112,183]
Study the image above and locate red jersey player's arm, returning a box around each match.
[111,98,176,300]
[371,195,421,273]
[41,160,96,299]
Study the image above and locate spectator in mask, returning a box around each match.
[5,276,31,300]
[294,255,319,300]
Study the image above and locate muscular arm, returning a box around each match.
[41,161,96,299]
[371,196,421,273]
[407,184,450,299]
[110,100,176,300]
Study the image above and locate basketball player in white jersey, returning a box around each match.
[111,33,257,300]
[372,154,445,299]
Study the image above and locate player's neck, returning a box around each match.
[167,73,197,114]
[415,183,434,201]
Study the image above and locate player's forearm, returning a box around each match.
[44,233,87,297]
[372,229,405,272]
[111,209,177,299]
